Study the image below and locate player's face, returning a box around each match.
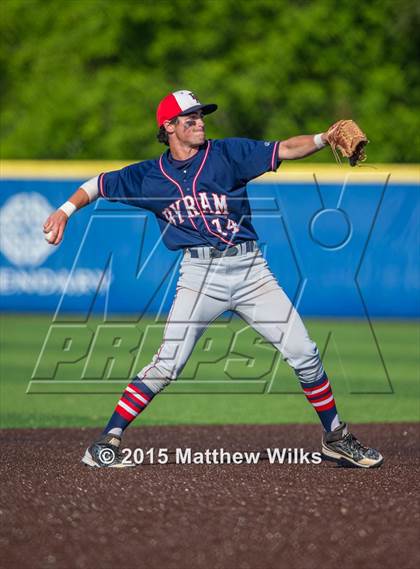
[172,112,206,147]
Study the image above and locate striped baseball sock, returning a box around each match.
[102,379,155,437]
[301,373,340,432]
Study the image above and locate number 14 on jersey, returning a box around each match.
[211,217,240,236]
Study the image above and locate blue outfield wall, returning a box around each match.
[0,176,419,317]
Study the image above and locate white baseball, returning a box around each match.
[44,230,54,243]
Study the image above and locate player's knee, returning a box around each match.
[283,336,318,362]
[283,339,324,382]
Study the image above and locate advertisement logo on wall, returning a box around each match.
[0,192,107,297]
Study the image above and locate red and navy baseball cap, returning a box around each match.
[156,90,217,127]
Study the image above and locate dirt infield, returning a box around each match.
[1,423,419,569]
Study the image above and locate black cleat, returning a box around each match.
[81,434,134,468]
[322,422,384,469]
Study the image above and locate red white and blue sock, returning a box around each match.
[301,373,340,432]
[103,379,155,437]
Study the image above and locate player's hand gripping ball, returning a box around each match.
[325,119,368,166]
[43,209,68,245]
[44,230,54,243]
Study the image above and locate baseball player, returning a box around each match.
[43,90,383,469]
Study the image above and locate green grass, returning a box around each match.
[1,314,419,428]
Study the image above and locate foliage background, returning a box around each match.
[1,0,419,161]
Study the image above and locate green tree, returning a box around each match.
[1,0,419,161]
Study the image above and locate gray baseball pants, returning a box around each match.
[137,244,324,394]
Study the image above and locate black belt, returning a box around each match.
[189,241,256,259]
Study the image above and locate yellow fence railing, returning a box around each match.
[1,160,419,183]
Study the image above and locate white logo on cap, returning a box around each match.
[0,192,56,267]
[173,90,201,111]
[189,92,200,103]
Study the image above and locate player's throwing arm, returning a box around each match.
[43,178,99,245]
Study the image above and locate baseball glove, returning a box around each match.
[325,120,368,166]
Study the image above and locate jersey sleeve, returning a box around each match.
[218,138,281,184]
[98,161,153,208]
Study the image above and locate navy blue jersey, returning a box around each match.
[98,138,281,251]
